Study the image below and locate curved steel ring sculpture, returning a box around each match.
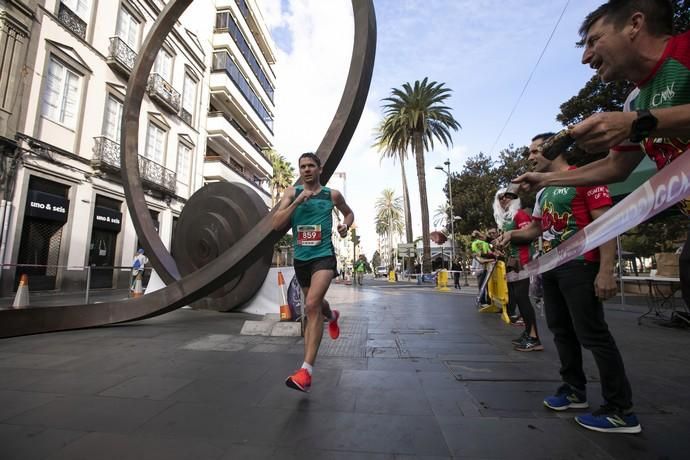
[0,0,376,338]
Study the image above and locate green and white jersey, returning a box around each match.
[291,186,335,261]
[615,31,690,215]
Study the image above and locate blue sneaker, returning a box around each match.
[575,405,642,434]
[543,384,589,411]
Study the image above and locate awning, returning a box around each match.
[607,156,656,197]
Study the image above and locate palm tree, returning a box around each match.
[375,188,404,268]
[266,149,295,207]
[381,78,460,273]
[374,119,413,246]
[433,203,450,229]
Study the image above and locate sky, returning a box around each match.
[257,0,607,257]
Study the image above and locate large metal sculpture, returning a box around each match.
[0,0,376,338]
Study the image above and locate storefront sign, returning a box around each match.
[93,206,122,231]
[25,190,69,222]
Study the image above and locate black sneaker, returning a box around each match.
[511,331,528,346]
[515,336,544,352]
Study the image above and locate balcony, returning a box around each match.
[206,111,271,173]
[58,2,87,39]
[107,37,137,75]
[211,52,273,133]
[204,153,270,199]
[92,137,177,195]
[146,73,181,114]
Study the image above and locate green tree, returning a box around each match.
[433,202,450,229]
[381,78,461,272]
[375,188,404,267]
[266,149,295,207]
[451,153,497,234]
[493,144,536,210]
[374,119,413,246]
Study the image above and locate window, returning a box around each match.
[153,49,173,82]
[181,73,197,124]
[62,0,92,21]
[182,73,196,113]
[145,123,166,164]
[177,142,192,186]
[115,6,140,50]
[102,94,123,142]
[42,57,81,128]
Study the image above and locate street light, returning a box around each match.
[435,159,454,270]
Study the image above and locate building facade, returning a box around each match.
[0,0,276,296]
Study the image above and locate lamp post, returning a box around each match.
[435,159,454,270]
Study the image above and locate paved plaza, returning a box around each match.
[1,279,689,459]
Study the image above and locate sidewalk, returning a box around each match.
[1,281,688,458]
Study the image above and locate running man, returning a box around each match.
[272,152,354,392]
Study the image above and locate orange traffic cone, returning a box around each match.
[13,274,30,308]
[278,271,291,321]
[131,275,144,298]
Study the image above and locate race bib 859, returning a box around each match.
[297,225,322,246]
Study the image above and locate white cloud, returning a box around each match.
[258,0,605,256]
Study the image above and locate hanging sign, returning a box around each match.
[25,190,69,222]
[93,206,122,231]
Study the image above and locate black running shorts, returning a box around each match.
[294,255,337,288]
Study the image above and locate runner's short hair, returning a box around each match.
[579,0,673,43]
[298,152,321,167]
[531,132,556,143]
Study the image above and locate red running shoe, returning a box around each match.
[285,368,311,392]
[328,309,340,339]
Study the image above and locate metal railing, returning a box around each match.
[2,263,152,307]
[58,2,87,39]
[92,137,177,194]
[147,73,181,113]
[107,36,137,73]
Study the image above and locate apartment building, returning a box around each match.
[0,0,276,296]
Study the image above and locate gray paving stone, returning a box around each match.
[0,424,85,460]
[277,411,450,456]
[138,402,293,445]
[353,386,434,416]
[0,390,64,421]
[5,395,174,433]
[338,369,424,390]
[99,375,195,400]
[43,432,226,460]
[0,352,79,370]
[25,371,131,396]
[241,320,275,336]
[181,334,247,352]
[437,415,614,459]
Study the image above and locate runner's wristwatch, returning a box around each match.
[629,110,658,143]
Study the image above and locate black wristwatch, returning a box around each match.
[629,110,658,143]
